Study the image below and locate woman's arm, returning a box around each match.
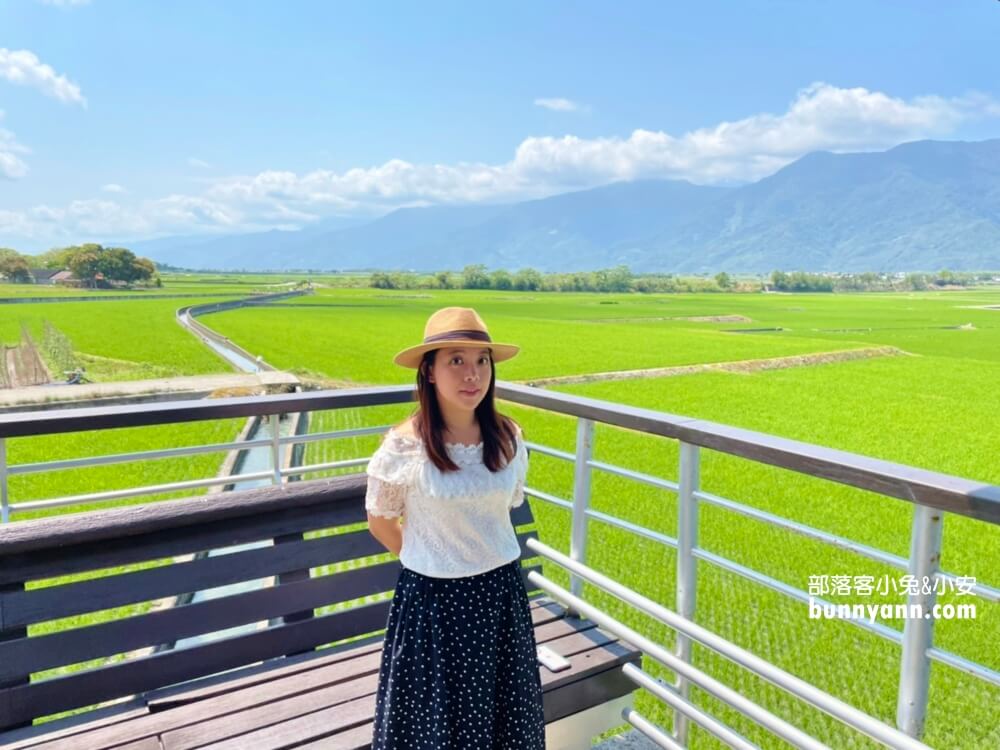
[367,513,404,556]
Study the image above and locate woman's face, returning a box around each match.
[428,347,492,415]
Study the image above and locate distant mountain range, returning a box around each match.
[131,139,1000,273]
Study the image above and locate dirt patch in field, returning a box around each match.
[1,330,52,388]
[522,346,907,387]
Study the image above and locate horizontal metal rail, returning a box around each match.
[12,471,275,513]
[8,437,277,475]
[1,424,394,517]
[622,662,759,750]
[543,435,997,604]
[1,382,997,525]
[695,489,999,603]
[497,382,1000,525]
[527,538,932,750]
[526,568,831,749]
[621,707,686,750]
[526,486,999,690]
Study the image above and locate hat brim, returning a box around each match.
[393,340,520,369]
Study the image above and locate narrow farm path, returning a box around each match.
[523,345,908,387]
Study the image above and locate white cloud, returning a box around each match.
[37,0,92,6]
[3,83,998,245]
[0,48,86,106]
[534,97,582,113]
[0,111,30,179]
[188,157,212,169]
[101,183,126,193]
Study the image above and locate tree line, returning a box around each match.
[370,265,997,294]
[0,244,160,288]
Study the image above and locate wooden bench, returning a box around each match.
[0,474,641,749]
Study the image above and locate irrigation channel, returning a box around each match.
[157,291,312,652]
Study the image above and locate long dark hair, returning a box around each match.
[407,348,518,472]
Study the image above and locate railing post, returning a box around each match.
[1,437,9,524]
[896,503,943,738]
[567,418,595,616]
[270,413,283,485]
[675,441,701,745]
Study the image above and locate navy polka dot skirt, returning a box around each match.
[371,559,546,749]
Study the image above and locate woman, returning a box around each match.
[365,306,546,749]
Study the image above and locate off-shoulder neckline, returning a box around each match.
[387,428,483,451]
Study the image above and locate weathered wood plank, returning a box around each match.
[0,500,363,586]
[21,645,385,750]
[160,673,379,750]
[2,531,538,641]
[0,560,401,680]
[543,659,639,724]
[3,607,639,749]
[0,600,391,728]
[1,528,382,629]
[0,477,537,587]
[145,639,385,709]
[196,694,376,750]
[539,636,641,693]
[0,475,368,558]
[293,721,374,750]
[0,700,149,750]
[274,531,314,634]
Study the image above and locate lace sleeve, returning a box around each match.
[365,430,419,519]
[510,426,529,510]
[365,475,407,518]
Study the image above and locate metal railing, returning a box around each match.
[1,383,997,748]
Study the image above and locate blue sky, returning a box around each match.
[1,0,998,250]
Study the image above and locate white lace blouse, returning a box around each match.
[364,424,529,578]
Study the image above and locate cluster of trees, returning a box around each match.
[372,265,766,293]
[0,248,32,283]
[0,244,159,287]
[370,265,999,294]
[372,265,747,293]
[770,269,993,293]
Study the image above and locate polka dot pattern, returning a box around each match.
[371,559,546,748]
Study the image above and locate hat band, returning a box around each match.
[423,329,492,344]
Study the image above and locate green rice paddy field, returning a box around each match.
[1,285,998,746]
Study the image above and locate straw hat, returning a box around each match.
[393,307,520,369]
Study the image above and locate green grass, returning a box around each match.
[204,291,878,384]
[5,285,999,745]
[535,356,1000,749]
[0,298,234,381]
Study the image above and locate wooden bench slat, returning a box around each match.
[0,601,392,729]
[1,479,535,588]
[543,654,640,724]
[2,530,539,633]
[19,646,385,750]
[1,528,378,630]
[292,721,375,750]
[0,561,402,680]
[197,694,376,750]
[0,490,369,588]
[162,632,634,750]
[146,638,386,709]
[0,477,368,559]
[161,673,379,750]
[547,631,638,680]
[0,700,149,750]
[150,595,557,710]
[4,614,638,750]
[162,627,629,749]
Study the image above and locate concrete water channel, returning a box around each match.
[162,292,311,651]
